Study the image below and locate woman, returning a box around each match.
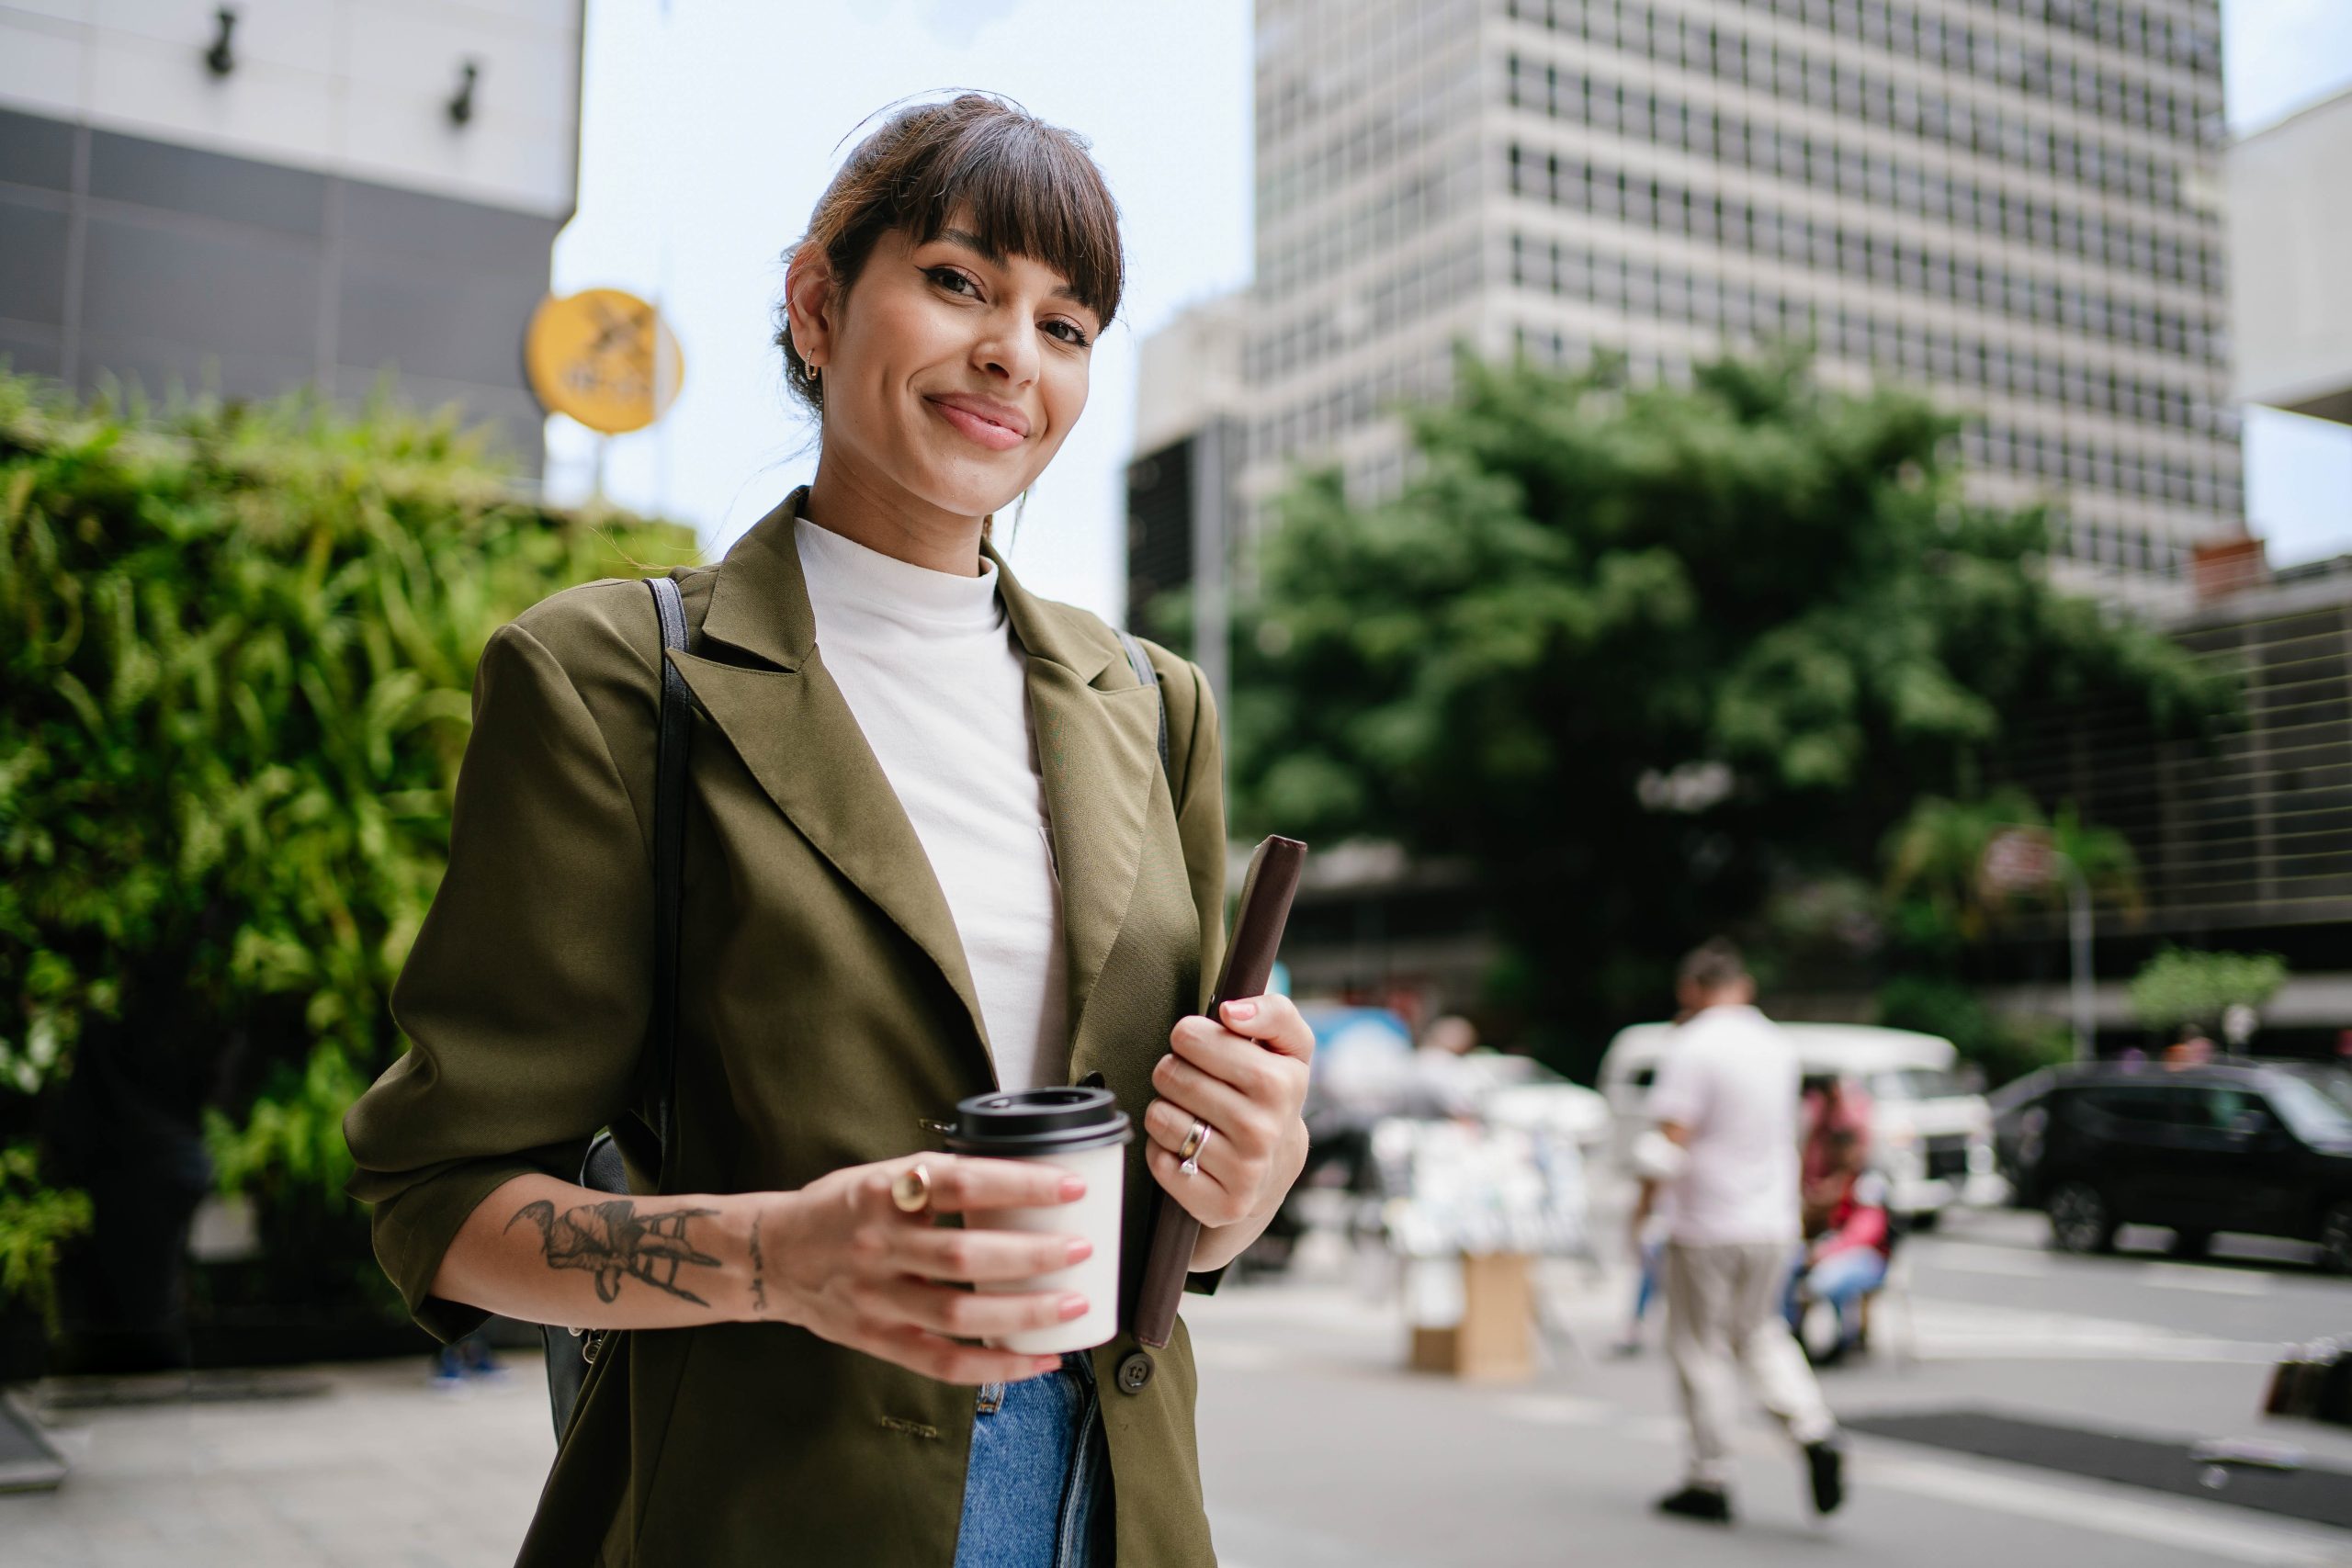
[344,95,1313,1567]
[1784,1134,1892,1367]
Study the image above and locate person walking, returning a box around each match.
[342,95,1315,1567]
[1629,940,1845,1524]
[1614,1004,1695,1359]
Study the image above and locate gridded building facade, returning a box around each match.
[0,2,582,473]
[1243,0,2239,601]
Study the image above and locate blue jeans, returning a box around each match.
[1631,1239,1663,1325]
[1786,1247,1888,1348]
[954,1353,1110,1568]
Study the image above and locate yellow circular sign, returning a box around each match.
[525,288,684,434]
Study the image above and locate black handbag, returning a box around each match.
[541,574,694,1439]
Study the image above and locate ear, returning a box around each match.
[785,249,838,370]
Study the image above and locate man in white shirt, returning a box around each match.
[1632,940,1844,1524]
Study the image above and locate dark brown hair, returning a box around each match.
[775,95,1124,415]
[1677,938,1749,993]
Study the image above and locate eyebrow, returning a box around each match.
[937,228,1088,308]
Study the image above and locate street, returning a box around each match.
[6,1205,2351,1567]
[1195,1204,2352,1566]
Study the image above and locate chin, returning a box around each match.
[903,448,1041,522]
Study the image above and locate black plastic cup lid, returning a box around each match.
[946,1087,1132,1155]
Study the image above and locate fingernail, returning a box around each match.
[1058,1175,1086,1201]
[1224,998,1258,1021]
[1065,1236,1094,1265]
[1058,1294,1091,1321]
[1034,1357,1061,1375]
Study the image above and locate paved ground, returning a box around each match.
[6,1204,2352,1566]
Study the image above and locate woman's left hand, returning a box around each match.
[1144,994,1315,1231]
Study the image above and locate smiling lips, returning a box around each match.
[926,392,1030,452]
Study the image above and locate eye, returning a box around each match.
[926,265,980,298]
[1043,318,1093,349]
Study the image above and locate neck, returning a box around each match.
[805,454,989,577]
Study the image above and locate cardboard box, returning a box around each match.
[1408,1252,1534,1382]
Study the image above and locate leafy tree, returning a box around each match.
[2128,947,2287,1042]
[1228,350,2232,1074]
[0,1144,89,1333]
[0,370,691,1330]
[1882,790,2142,956]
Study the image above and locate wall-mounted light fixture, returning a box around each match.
[447,59,480,128]
[205,6,237,77]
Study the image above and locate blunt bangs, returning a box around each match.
[778,95,1125,412]
[825,96,1124,329]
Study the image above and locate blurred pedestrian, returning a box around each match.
[2165,1030,2216,1067]
[1401,1013,1487,1119]
[1615,1002,1697,1358]
[1799,1075,1871,1233]
[1630,940,1846,1525]
[429,1325,508,1392]
[1785,1134,1891,1367]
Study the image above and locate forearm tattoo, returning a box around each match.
[747,1211,769,1317]
[508,1198,722,1307]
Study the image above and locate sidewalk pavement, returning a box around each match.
[6,1213,2352,1567]
[4,1361,548,1568]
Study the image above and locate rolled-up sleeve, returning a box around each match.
[345,617,652,1342]
[1645,1044,1708,1132]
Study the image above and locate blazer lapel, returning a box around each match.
[674,493,990,1062]
[989,545,1165,1066]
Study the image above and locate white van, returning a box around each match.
[1596,1021,2004,1224]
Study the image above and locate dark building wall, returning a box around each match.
[0,105,554,473]
[1125,434,1197,642]
[2001,582,2352,943]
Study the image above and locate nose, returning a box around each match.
[971,304,1039,388]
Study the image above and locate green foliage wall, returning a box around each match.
[1230,350,2234,1072]
[0,372,693,1319]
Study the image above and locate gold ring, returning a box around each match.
[1176,1119,1213,1177]
[890,1164,933,1214]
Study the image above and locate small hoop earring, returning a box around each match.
[800,358,820,385]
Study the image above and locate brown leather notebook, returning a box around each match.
[1131,834,1308,1348]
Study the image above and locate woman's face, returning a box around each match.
[790,215,1101,523]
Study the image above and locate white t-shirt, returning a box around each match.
[795,516,1069,1093]
[1644,1004,1801,1246]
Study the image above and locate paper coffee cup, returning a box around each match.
[945,1087,1131,1355]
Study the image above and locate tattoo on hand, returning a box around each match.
[747,1212,769,1317]
[508,1199,722,1307]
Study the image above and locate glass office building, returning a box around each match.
[1240,0,2236,603]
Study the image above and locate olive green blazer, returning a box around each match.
[345,491,1228,1566]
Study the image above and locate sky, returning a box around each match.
[2223,0,2352,567]
[546,0,1252,616]
[549,0,2352,619]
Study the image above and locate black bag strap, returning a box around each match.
[1116,630,1170,780]
[646,574,692,1183]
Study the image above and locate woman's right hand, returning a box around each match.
[752,1153,1091,1385]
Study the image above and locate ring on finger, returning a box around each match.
[890,1163,933,1214]
[1177,1120,1214,1178]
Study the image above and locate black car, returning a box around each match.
[1998,1059,2352,1270]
